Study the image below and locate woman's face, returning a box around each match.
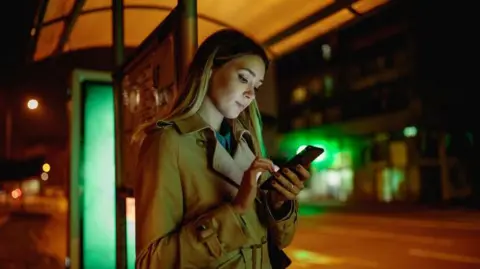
[208,54,266,119]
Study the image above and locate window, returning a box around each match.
[325,106,342,122]
[321,44,332,61]
[309,78,323,95]
[292,116,307,129]
[310,112,323,125]
[291,86,308,104]
[324,75,334,97]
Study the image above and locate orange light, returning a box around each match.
[351,0,389,14]
[11,188,22,199]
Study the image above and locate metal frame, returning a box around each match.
[56,0,87,54]
[111,1,197,268]
[263,0,359,47]
[28,0,49,61]
[112,1,126,268]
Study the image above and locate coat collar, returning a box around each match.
[172,113,252,143]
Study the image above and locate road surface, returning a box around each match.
[0,205,479,268]
[287,209,480,269]
[0,211,66,269]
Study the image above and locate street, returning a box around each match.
[286,208,480,269]
[0,205,479,268]
[0,207,66,269]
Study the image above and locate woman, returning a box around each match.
[135,29,310,269]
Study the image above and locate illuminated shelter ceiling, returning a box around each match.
[32,0,390,62]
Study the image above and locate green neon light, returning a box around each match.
[279,131,366,170]
[403,126,417,137]
[82,82,116,268]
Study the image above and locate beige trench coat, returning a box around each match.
[135,113,298,269]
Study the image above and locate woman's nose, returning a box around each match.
[244,87,255,99]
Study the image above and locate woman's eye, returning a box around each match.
[238,74,248,83]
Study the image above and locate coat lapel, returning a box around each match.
[172,114,259,197]
[211,137,257,196]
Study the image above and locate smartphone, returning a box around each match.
[260,145,324,190]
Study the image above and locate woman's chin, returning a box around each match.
[223,111,241,119]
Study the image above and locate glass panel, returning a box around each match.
[269,9,355,56]
[124,9,170,47]
[198,0,335,42]
[124,0,177,7]
[66,12,113,52]
[34,22,64,61]
[82,0,111,11]
[352,0,390,14]
[44,0,75,22]
[198,19,226,45]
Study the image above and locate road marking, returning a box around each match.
[409,248,480,264]
[308,226,453,246]
[285,248,379,268]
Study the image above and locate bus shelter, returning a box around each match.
[34,0,390,268]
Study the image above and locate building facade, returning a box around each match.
[274,0,477,204]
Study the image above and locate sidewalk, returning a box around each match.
[299,201,480,224]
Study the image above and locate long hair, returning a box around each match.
[133,29,269,156]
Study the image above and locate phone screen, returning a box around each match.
[259,145,324,190]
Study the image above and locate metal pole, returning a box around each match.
[438,132,450,202]
[5,108,12,159]
[177,0,198,83]
[112,0,126,268]
[113,0,125,66]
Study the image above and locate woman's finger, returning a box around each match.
[271,180,296,200]
[274,172,301,195]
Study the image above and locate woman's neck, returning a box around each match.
[198,97,224,131]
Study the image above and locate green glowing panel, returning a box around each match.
[126,198,136,269]
[298,205,325,216]
[279,130,366,170]
[403,126,417,137]
[82,82,116,268]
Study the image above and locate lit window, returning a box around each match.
[321,44,332,60]
[292,117,307,129]
[403,126,417,137]
[309,78,323,94]
[292,86,308,104]
[310,112,323,125]
[324,75,334,97]
[325,106,342,122]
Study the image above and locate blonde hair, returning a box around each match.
[132,48,267,157]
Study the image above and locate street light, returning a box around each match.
[27,99,39,110]
[4,98,40,159]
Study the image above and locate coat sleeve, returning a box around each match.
[264,198,299,249]
[258,173,299,249]
[135,128,250,268]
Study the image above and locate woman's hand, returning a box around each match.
[232,157,274,214]
[268,165,311,210]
